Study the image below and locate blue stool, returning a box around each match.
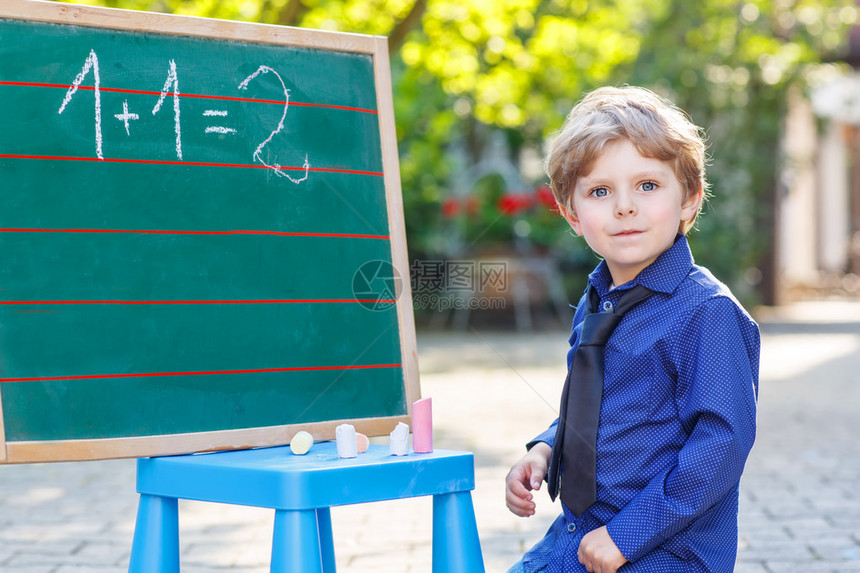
[128,442,485,572]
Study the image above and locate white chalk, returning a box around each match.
[389,422,409,456]
[336,424,357,458]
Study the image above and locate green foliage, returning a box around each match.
[56,0,857,304]
[628,0,856,303]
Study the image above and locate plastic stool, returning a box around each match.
[128,442,485,572]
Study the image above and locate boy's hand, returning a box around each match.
[505,442,551,517]
[578,526,628,573]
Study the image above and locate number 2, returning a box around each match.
[238,65,309,184]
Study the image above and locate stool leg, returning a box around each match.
[316,508,336,572]
[432,491,485,573]
[271,509,323,573]
[128,494,180,573]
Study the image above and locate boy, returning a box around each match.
[505,86,760,572]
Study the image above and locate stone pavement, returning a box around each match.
[0,301,859,572]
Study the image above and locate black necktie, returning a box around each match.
[547,283,653,515]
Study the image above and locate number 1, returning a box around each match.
[152,60,182,160]
[58,49,103,160]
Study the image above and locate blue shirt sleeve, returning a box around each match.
[527,420,558,450]
[606,295,760,561]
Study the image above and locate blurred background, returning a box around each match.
[59,0,860,325]
[2,4,859,571]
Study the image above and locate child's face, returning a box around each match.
[564,138,702,286]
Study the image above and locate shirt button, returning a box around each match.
[602,301,614,312]
[568,522,577,533]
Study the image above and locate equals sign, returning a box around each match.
[203,110,236,134]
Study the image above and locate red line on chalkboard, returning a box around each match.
[0,299,397,305]
[0,154,384,177]
[0,363,402,383]
[0,228,390,240]
[0,81,378,114]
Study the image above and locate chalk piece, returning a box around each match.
[336,424,357,458]
[290,431,313,455]
[412,397,433,453]
[356,432,370,453]
[389,422,409,456]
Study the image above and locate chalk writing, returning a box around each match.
[205,126,237,134]
[54,52,308,182]
[58,49,103,159]
[238,65,309,184]
[114,100,139,135]
[151,60,182,160]
[203,109,236,135]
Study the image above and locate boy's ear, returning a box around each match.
[557,203,582,236]
[681,185,704,222]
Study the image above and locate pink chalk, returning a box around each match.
[356,432,370,453]
[412,397,433,453]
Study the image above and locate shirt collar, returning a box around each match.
[589,234,694,296]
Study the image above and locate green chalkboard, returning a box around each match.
[0,0,419,463]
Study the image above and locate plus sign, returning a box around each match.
[114,100,139,135]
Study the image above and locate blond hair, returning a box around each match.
[545,86,708,233]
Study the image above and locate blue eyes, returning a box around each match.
[588,181,658,197]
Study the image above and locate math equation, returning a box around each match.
[56,49,310,184]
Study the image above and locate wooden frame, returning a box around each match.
[0,0,420,463]
[0,391,6,462]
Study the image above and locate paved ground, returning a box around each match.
[1,300,859,572]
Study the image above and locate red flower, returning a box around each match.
[497,192,534,215]
[441,197,460,218]
[535,184,557,209]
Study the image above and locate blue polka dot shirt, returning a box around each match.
[524,235,760,572]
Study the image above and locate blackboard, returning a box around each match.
[0,0,419,463]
